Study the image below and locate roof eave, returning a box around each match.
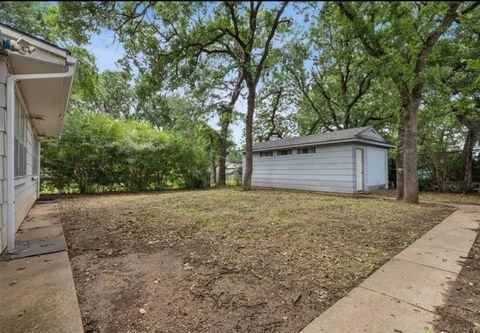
[252,138,395,152]
[0,22,70,56]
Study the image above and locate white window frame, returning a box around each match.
[14,94,28,178]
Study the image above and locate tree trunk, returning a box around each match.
[396,119,405,200]
[217,116,228,186]
[210,155,217,186]
[218,71,244,186]
[242,82,256,191]
[434,152,447,192]
[402,99,420,203]
[461,127,476,193]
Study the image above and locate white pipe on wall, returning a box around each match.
[6,65,75,253]
[37,140,41,199]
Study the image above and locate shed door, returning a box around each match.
[356,149,364,192]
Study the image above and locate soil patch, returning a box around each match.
[434,233,480,333]
[60,188,454,332]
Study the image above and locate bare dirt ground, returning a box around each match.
[60,188,454,332]
[434,233,480,333]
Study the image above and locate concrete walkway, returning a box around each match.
[0,201,83,333]
[302,203,480,333]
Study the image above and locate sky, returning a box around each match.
[85,3,309,147]
[86,29,247,145]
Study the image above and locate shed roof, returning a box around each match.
[252,126,395,151]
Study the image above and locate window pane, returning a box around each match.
[14,98,28,177]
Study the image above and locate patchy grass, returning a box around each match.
[60,188,454,332]
[373,189,480,205]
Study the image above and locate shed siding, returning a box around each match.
[0,59,39,252]
[250,144,355,193]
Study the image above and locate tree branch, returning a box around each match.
[254,1,289,83]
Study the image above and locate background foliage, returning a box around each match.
[41,112,210,193]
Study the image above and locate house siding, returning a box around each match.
[0,58,39,252]
[0,59,7,251]
[249,144,356,193]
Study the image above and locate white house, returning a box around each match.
[244,126,395,193]
[0,23,76,253]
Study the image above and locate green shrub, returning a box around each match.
[41,111,209,193]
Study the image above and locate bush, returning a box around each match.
[41,112,209,193]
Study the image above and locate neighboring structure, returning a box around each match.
[215,162,242,184]
[244,126,394,193]
[0,23,76,253]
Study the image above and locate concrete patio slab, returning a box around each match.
[301,203,480,332]
[301,287,435,333]
[360,258,456,312]
[0,251,83,333]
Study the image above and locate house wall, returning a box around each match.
[0,58,7,252]
[247,143,356,193]
[0,57,39,252]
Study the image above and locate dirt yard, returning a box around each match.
[60,188,454,332]
[434,233,480,333]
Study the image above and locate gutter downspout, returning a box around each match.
[7,64,75,253]
[37,140,41,199]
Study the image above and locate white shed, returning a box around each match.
[244,126,394,193]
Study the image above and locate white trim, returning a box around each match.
[0,25,69,59]
[37,140,41,199]
[252,138,395,153]
[355,148,364,192]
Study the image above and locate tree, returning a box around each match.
[286,3,389,135]
[0,2,106,115]
[59,1,291,190]
[337,1,480,203]
[418,94,461,192]
[196,123,221,185]
[253,70,296,141]
[432,14,480,192]
[98,70,136,119]
[217,70,244,186]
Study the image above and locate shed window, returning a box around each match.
[277,149,292,156]
[297,147,316,154]
[14,97,27,177]
[260,151,274,157]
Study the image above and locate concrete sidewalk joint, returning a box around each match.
[0,201,83,333]
[301,204,480,333]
